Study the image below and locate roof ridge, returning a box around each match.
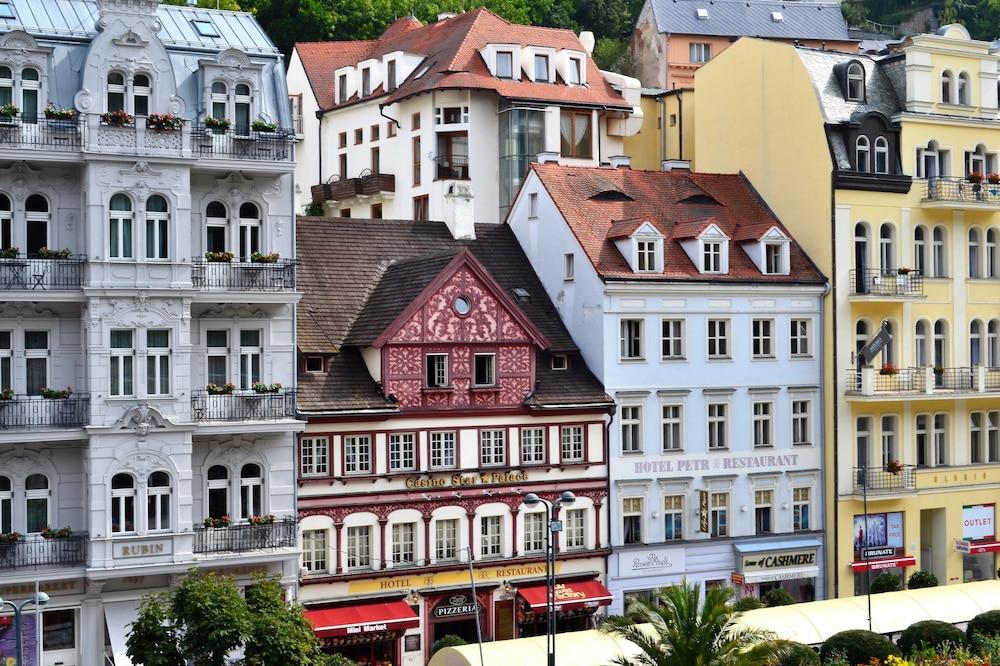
[443,7,491,73]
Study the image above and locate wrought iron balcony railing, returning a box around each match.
[849,269,924,297]
[191,124,294,162]
[191,259,296,291]
[846,366,1000,396]
[191,390,296,422]
[193,518,296,554]
[434,155,470,180]
[0,255,86,290]
[0,395,90,429]
[853,466,917,493]
[923,177,1000,204]
[0,116,83,151]
[0,534,88,569]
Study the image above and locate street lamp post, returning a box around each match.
[523,490,575,666]
[0,592,49,666]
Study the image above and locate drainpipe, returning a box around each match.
[830,182,841,598]
[676,91,683,162]
[315,108,323,185]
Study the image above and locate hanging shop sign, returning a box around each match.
[431,594,483,619]
[963,504,995,542]
[405,470,529,489]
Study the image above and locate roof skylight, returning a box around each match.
[771,11,784,22]
[192,19,221,38]
[0,3,15,20]
[696,7,709,19]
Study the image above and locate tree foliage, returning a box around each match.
[907,570,939,589]
[820,630,900,665]
[897,620,966,655]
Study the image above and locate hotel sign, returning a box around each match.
[405,470,529,489]
[617,547,686,579]
[631,453,801,475]
[348,562,559,594]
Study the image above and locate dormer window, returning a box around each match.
[846,62,864,101]
[856,136,870,172]
[551,354,568,370]
[764,242,784,274]
[305,356,324,373]
[696,7,709,19]
[192,19,220,38]
[636,239,659,272]
[702,239,723,273]
[0,3,15,19]
[361,68,371,97]
[337,73,348,104]
[386,61,397,91]
[874,136,889,173]
[497,51,514,79]
[435,106,469,125]
[534,54,549,82]
[568,58,582,85]
[770,11,783,22]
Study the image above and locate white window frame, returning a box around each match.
[621,405,642,453]
[300,437,329,477]
[110,473,135,535]
[523,512,545,553]
[564,508,585,549]
[792,486,811,531]
[521,427,546,464]
[480,429,506,466]
[146,472,171,533]
[346,525,372,570]
[636,238,658,272]
[563,252,575,281]
[689,42,711,63]
[145,329,170,396]
[145,196,169,260]
[473,353,496,387]
[238,329,262,389]
[661,403,683,452]
[707,318,730,359]
[480,515,502,557]
[707,402,728,450]
[752,401,773,448]
[790,319,811,357]
[344,435,372,475]
[302,529,329,573]
[754,488,774,534]
[388,432,416,472]
[710,491,728,537]
[664,494,683,541]
[430,431,456,469]
[560,425,584,462]
[391,521,416,565]
[702,239,723,273]
[792,399,811,446]
[622,497,643,544]
[425,353,449,388]
[620,318,644,360]
[110,329,135,397]
[661,319,684,359]
[752,318,774,358]
[23,330,49,396]
[435,518,458,561]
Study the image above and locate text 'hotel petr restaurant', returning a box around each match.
[293,218,616,665]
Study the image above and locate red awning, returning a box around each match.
[305,601,419,638]
[968,542,1000,554]
[850,555,917,572]
[518,580,613,612]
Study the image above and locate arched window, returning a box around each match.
[879,223,895,273]
[933,319,947,369]
[915,320,928,367]
[971,320,983,366]
[967,144,988,177]
[133,73,150,116]
[207,465,229,520]
[855,320,870,359]
[238,202,260,260]
[919,140,941,179]
[0,193,11,252]
[958,72,970,105]
[969,228,981,278]
[20,68,38,122]
[914,226,927,275]
[211,81,228,120]
[25,194,48,256]
[987,229,998,278]
[941,70,953,104]
[0,475,11,534]
[145,195,169,260]
[24,474,49,533]
[147,471,171,532]
[111,473,135,534]
[240,463,263,520]
[206,201,228,254]
[0,67,11,108]
[989,320,1000,367]
[846,62,865,100]
[855,136,870,173]
[235,83,252,136]
[874,136,889,174]
[107,72,126,112]
[109,193,133,259]
[932,226,947,277]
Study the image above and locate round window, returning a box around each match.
[453,295,472,315]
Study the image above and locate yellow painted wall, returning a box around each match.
[625,90,696,170]
[625,95,664,170]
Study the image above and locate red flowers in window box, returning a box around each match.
[40,526,73,539]
[0,532,21,543]
[101,109,134,126]
[248,514,275,525]
[884,459,904,475]
[879,363,899,376]
[204,516,231,528]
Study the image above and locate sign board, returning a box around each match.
[740,549,817,573]
[114,539,172,558]
[955,540,972,553]
[348,561,556,594]
[617,547,686,579]
[862,546,896,559]
[431,594,482,619]
[858,322,892,366]
[698,490,709,533]
[853,512,903,556]
[406,470,528,489]
[963,504,995,542]
[632,453,802,475]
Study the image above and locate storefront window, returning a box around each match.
[960,503,997,582]
[43,609,76,651]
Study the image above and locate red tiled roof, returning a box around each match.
[606,217,653,240]
[670,217,720,240]
[294,8,629,111]
[529,164,825,284]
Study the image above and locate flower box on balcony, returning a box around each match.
[248,514,275,525]
[250,251,279,264]
[884,460,904,475]
[0,104,19,121]
[44,105,76,121]
[39,387,72,399]
[36,247,72,259]
[204,516,231,528]
[206,382,235,395]
[101,110,134,127]
[0,531,20,543]
[880,363,899,376]
[204,116,231,133]
[205,250,234,262]
[0,246,17,259]
[0,388,13,400]
[252,382,282,394]
[251,119,278,133]
[147,113,183,131]
[40,526,73,539]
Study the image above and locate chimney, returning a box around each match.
[608,155,631,169]
[536,151,559,164]
[437,12,458,21]
[662,159,691,172]
[444,182,476,240]
[578,31,596,55]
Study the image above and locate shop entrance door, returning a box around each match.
[494,600,515,641]
[920,508,946,584]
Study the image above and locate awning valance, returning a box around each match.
[518,580,613,612]
[305,600,419,638]
[849,555,916,572]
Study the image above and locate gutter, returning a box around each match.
[830,177,840,598]
[297,408,400,417]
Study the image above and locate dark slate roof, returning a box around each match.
[528,353,611,407]
[649,0,850,40]
[297,349,393,413]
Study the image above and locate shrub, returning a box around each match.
[732,596,766,612]
[325,654,357,666]
[769,640,820,666]
[304,201,324,216]
[968,610,1000,642]
[870,572,902,594]
[762,588,796,607]
[907,570,939,589]
[820,629,900,665]
[431,634,467,656]
[898,620,966,654]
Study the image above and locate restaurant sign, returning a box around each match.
[431,594,482,619]
[406,470,529,489]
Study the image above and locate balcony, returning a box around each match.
[193,518,296,554]
[0,255,86,291]
[191,259,296,291]
[190,124,293,162]
[0,534,88,569]
[190,390,296,422]
[852,466,917,496]
[848,269,924,298]
[845,366,1000,400]
[0,116,82,154]
[435,155,470,180]
[0,395,90,430]
[921,177,1000,209]
[310,171,395,204]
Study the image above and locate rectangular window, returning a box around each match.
[565,508,585,548]
[239,329,261,389]
[386,121,396,138]
[563,252,575,281]
[560,425,585,462]
[661,319,684,359]
[793,487,811,531]
[559,111,592,158]
[764,243,784,274]
[371,146,380,174]
[496,51,513,78]
[971,412,984,464]
[754,489,773,534]
[523,512,545,553]
[528,192,538,218]
[354,128,363,145]
[664,495,683,541]
[361,68,371,97]
[661,404,682,452]
[387,60,397,91]
[792,400,811,445]
[412,136,423,187]
[413,195,429,221]
[620,319,643,360]
[110,329,134,396]
[338,154,348,182]
[473,353,496,386]
[534,54,549,81]
[480,429,506,466]
[790,319,810,357]
[481,515,502,557]
[435,518,458,561]
[24,331,48,396]
[430,431,456,469]
[392,522,416,565]
[0,331,10,392]
[622,497,642,544]
[702,240,722,272]
[389,432,416,472]
[710,492,728,537]
[300,437,329,477]
[621,405,642,453]
[302,529,328,573]
[206,329,228,386]
[707,319,729,358]
[145,214,168,260]
[145,329,170,396]
[338,132,347,148]
[637,240,657,271]
[425,353,449,388]
[109,211,133,259]
[752,401,773,448]
[521,427,546,464]
[346,525,371,569]
[707,402,728,450]
[344,435,372,475]
[752,319,774,358]
[411,112,421,130]
[568,58,582,85]
[689,42,711,63]
[370,203,382,219]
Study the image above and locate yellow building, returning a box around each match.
[623,88,695,170]
[695,26,1000,598]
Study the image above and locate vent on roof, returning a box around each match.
[510,288,532,303]
[771,11,784,22]
[0,3,14,19]
[696,7,709,19]
[192,19,220,38]
[679,194,721,206]
[589,189,635,202]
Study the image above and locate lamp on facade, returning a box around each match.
[405,589,421,606]
[0,592,49,666]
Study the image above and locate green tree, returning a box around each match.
[602,580,784,666]
[240,0,338,60]
[243,574,330,666]
[161,0,244,9]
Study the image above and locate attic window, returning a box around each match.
[305,356,324,373]
[551,354,568,370]
[770,11,783,22]
[511,287,531,303]
[192,20,220,38]
[497,51,514,79]
[846,62,865,101]
[453,295,472,315]
[0,3,14,19]
[696,8,709,19]
[589,189,634,202]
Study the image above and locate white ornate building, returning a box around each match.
[0,1,299,664]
